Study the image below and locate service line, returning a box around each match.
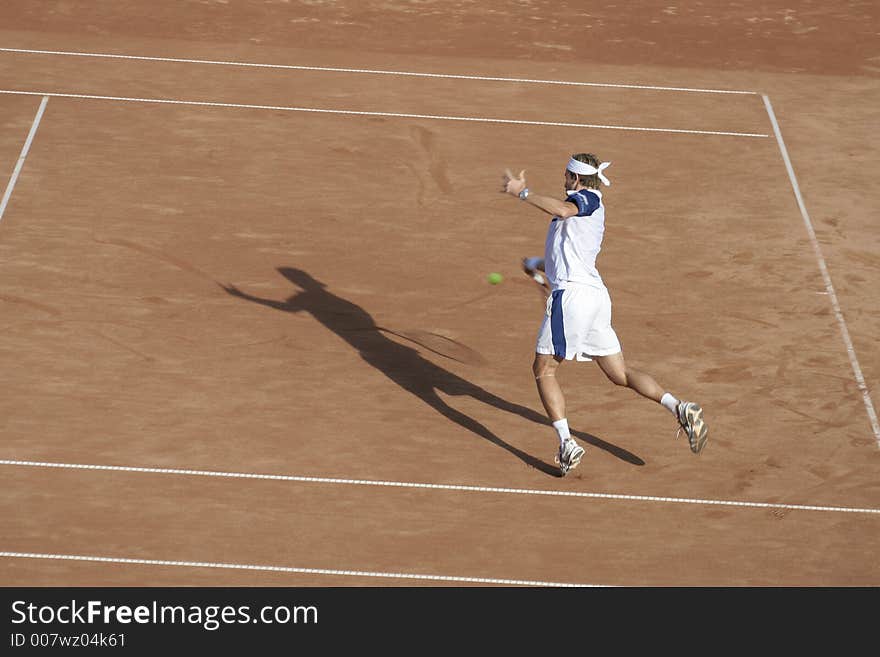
[0,46,758,95]
[2,459,878,515]
[0,95,48,223]
[0,89,767,138]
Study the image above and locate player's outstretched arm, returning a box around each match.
[501,168,577,218]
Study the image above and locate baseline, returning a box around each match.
[2,459,878,516]
[0,552,603,587]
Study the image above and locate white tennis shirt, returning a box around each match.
[543,188,607,291]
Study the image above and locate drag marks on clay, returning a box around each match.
[405,125,453,207]
[92,236,214,282]
[88,328,156,363]
[842,248,880,270]
[697,363,754,384]
[761,389,839,430]
[410,125,453,194]
[54,314,290,365]
[722,311,780,329]
[52,319,159,363]
[0,294,61,317]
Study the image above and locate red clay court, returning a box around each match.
[1,1,878,587]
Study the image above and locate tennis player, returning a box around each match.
[501,153,709,475]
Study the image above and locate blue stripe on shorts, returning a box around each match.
[550,289,566,358]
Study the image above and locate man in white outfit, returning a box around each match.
[501,153,709,476]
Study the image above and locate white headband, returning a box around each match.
[567,158,612,186]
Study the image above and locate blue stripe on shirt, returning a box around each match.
[565,190,600,217]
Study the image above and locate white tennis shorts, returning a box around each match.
[535,284,621,361]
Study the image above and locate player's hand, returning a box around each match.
[501,168,526,196]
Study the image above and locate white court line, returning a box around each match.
[762,95,880,448]
[2,459,878,515]
[0,552,601,587]
[0,89,768,138]
[0,95,48,223]
[0,47,758,96]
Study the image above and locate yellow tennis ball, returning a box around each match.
[488,272,503,285]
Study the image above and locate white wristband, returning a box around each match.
[519,187,530,200]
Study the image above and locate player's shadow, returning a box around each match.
[220,267,644,476]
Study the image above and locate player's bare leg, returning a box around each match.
[534,353,584,474]
[533,353,565,420]
[593,352,665,402]
[593,351,709,453]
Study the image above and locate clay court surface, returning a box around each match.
[1,2,878,587]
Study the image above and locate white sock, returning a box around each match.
[660,393,679,416]
[552,418,571,445]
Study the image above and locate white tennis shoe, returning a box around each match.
[677,401,709,454]
[555,438,585,476]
